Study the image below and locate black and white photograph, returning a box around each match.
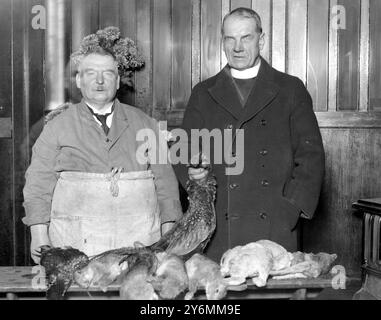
[0,0,380,306]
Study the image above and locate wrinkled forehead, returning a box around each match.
[78,53,118,72]
[222,15,259,37]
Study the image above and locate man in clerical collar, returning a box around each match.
[176,7,325,262]
[23,30,182,264]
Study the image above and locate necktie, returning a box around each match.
[88,105,114,135]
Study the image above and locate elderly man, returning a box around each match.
[176,8,325,262]
[23,28,182,263]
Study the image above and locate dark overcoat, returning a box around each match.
[175,58,325,262]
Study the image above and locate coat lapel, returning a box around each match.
[208,67,244,120]
[238,58,280,126]
[108,99,129,149]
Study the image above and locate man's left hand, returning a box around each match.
[161,222,175,235]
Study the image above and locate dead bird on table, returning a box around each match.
[150,166,217,258]
[74,247,143,291]
[149,252,189,299]
[38,246,89,300]
[185,253,228,300]
[119,249,159,300]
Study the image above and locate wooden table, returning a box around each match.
[0,266,360,300]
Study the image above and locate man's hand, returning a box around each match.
[188,152,210,182]
[30,224,51,264]
[161,221,176,236]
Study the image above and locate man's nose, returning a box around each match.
[96,72,104,84]
[233,40,244,52]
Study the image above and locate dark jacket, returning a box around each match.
[175,58,325,262]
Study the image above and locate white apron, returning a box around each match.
[48,170,161,256]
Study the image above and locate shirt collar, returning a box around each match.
[86,101,114,115]
[230,60,261,79]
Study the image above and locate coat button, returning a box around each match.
[229,183,239,190]
[226,124,233,130]
[106,138,111,143]
[260,119,267,126]
[231,151,236,157]
[261,180,269,187]
[259,149,268,156]
[260,212,267,219]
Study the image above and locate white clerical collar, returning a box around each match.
[231,60,261,79]
[86,101,114,115]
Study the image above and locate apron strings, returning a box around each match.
[108,167,123,197]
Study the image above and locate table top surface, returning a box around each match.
[0,266,359,293]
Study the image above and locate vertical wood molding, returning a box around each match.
[287,0,307,83]
[191,0,201,89]
[359,0,370,112]
[328,0,338,111]
[172,0,192,110]
[307,0,329,111]
[45,0,65,110]
[201,0,222,81]
[252,0,271,63]
[220,0,230,68]
[136,0,152,115]
[99,0,119,29]
[231,0,252,10]
[152,0,171,111]
[271,0,286,72]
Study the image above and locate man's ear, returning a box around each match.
[75,72,81,89]
[259,33,265,51]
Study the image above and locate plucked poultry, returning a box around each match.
[185,253,228,300]
[220,240,337,287]
[150,172,217,258]
[38,246,89,300]
[149,252,189,299]
[119,249,159,300]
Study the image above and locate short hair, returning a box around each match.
[222,7,263,35]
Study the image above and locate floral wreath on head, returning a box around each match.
[70,26,145,88]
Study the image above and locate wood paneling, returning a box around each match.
[287,0,307,83]
[200,0,221,81]
[307,0,329,111]
[231,0,251,10]
[172,0,192,110]
[135,0,152,116]
[152,0,171,111]
[272,0,286,72]
[369,0,381,110]
[252,0,271,63]
[337,0,360,111]
[303,128,381,275]
[99,0,119,28]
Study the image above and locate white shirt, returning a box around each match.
[86,101,114,128]
[230,60,261,79]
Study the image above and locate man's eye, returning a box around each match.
[104,71,116,77]
[85,71,96,76]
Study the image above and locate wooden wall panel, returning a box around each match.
[369,0,381,110]
[191,0,201,89]
[0,0,14,266]
[287,0,307,83]
[119,0,137,106]
[272,0,286,72]
[99,0,119,28]
[200,0,221,81]
[152,0,171,111]
[303,129,381,276]
[172,0,192,110]
[231,0,251,10]
[252,0,271,63]
[135,0,152,115]
[359,0,369,112]
[337,0,360,111]
[307,0,329,111]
